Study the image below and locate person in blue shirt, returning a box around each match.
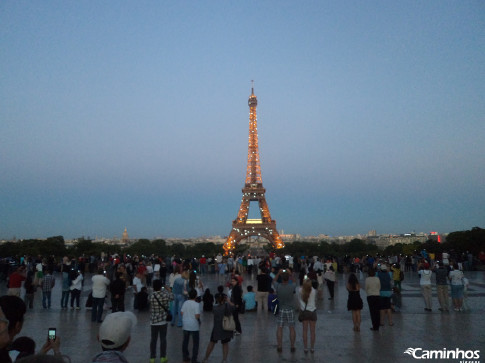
[242,286,257,311]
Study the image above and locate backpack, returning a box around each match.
[400,270,404,281]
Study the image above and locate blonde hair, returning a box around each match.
[301,279,312,304]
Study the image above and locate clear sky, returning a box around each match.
[1,1,484,240]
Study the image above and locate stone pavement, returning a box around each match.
[2,269,485,363]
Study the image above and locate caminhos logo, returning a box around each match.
[404,347,480,361]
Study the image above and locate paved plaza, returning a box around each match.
[2,269,485,363]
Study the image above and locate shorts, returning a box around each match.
[276,308,295,327]
[451,285,464,299]
[210,331,231,344]
[380,296,391,310]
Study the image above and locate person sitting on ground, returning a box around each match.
[214,286,225,305]
[268,288,278,313]
[91,311,137,363]
[242,286,257,312]
[202,288,214,312]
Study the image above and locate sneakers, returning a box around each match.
[160,358,168,363]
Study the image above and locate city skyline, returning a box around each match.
[1,2,484,241]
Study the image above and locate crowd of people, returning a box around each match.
[0,249,477,362]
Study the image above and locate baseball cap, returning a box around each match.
[98,312,137,350]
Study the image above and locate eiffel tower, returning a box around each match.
[223,84,284,255]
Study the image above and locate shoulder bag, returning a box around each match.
[222,303,236,331]
[154,294,172,322]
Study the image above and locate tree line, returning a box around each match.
[0,227,483,260]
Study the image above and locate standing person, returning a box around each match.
[229,276,243,335]
[391,264,402,292]
[181,289,201,363]
[274,269,296,353]
[23,271,35,309]
[172,270,188,327]
[449,263,465,311]
[41,269,55,309]
[7,266,26,297]
[298,278,317,354]
[346,273,363,332]
[377,264,394,326]
[70,269,83,309]
[60,260,71,310]
[256,268,272,312]
[365,267,381,331]
[419,262,433,311]
[91,268,110,323]
[132,271,144,310]
[201,294,234,363]
[110,272,126,312]
[323,266,336,300]
[149,280,174,363]
[199,256,207,275]
[434,261,450,312]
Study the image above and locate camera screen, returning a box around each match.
[48,328,56,340]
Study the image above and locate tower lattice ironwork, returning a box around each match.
[223,84,284,255]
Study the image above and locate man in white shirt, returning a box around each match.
[92,268,110,323]
[181,289,201,363]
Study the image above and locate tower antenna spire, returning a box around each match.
[251,80,254,94]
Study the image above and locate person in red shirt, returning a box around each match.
[7,266,26,297]
[199,256,207,275]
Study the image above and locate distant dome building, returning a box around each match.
[121,227,129,245]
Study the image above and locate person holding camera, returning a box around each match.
[69,269,83,309]
[91,268,110,323]
[274,269,296,353]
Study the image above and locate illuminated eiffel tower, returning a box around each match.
[223,83,284,255]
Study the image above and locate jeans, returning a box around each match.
[91,297,105,322]
[150,324,168,358]
[42,291,52,308]
[367,296,380,330]
[61,290,70,308]
[24,293,34,309]
[70,289,81,308]
[172,294,185,327]
[182,330,199,363]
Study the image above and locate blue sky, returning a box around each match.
[1,1,484,240]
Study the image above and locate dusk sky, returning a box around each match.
[1,2,484,240]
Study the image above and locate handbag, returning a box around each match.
[298,302,315,322]
[222,304,236,331]
[154,294,172,322]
